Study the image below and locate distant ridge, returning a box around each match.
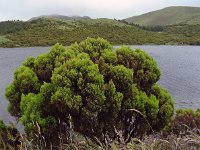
[29,14,91,21]
[125,6,200,26]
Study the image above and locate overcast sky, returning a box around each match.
[0,0,200,21]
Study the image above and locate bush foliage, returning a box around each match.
[5,38,174,144]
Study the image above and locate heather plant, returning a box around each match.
[0,120,20,149]
[172,109,200,135]
[5,37,174,144]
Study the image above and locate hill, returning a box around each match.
[0,18,168,47]
[125,6,200,26]
[0,17,200,47]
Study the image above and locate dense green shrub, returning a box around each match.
[5,38,174,144]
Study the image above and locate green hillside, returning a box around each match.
[0,18,171,47]
[0,16,200,47]
[125,6,200,26]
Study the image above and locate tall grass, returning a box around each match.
[1,109,200,149]
[1,126,199,150]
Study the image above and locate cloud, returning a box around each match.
[0,0,200,21]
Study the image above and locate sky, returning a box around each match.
[0,0,200,21]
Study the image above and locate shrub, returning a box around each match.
[172,109,200,135]
[5,37,174,144]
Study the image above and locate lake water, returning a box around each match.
[0,46,200,125]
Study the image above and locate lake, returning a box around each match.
[0,46,200,125]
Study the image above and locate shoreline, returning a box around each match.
[1,44,200,48]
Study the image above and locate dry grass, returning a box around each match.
[0,128,200,150]
[1,109,200,149]
[111,130,200,150]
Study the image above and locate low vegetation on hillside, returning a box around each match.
[0,36,10,45]
[0,18,200,47]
